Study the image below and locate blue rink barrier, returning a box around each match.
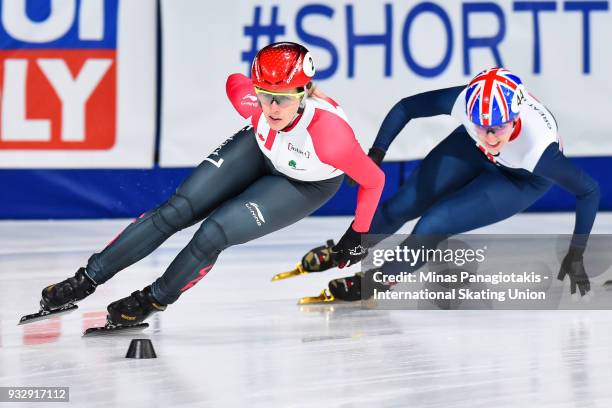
[0,157,609,220]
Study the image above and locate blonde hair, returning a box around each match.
[304,82,329,100]
[306,82,316,97]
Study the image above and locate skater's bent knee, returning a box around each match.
[152,194,196,235]
[190,219,228,260]
[412,211,451,235]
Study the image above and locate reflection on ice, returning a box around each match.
[1,215,612,407]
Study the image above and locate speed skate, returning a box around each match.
[18,303,79,325]
[297,288,376,308]
[298,289,338,305]
[83,320,149,337]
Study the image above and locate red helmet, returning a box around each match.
[251,42,315,90]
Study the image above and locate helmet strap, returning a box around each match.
[284,100,305,130]
[288,109,302,127]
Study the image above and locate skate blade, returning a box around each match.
[297,289,337,305]
[83,322,149,337]
[272,263,309,281]
[298,291,377,309]
[18,304,78,325]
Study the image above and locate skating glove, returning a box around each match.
[346,147,386,187]
[557,245,590,296]
[332,224,367,268]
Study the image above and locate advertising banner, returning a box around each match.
[160,0,612,165]
[0,0,157,168]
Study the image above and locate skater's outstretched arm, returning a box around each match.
[372,86,464,153]
[344,87,464,187]
[533,143,600,297]
[309,110,385,233]
[533,143,600,247]
[309,111,385,267]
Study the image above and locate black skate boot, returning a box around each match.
[107,285,166,327]
[302,239,339,272]
[298,270,391,305]
[19,268,97,325]
[83,286,166,336]
[328,270,392,302]
[328,272,364,302]
[40,267,98,310]
[272,239,338,281]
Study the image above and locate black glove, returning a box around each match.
[347,147,386,187]
[332,224,367,268]
[557,246,590,296]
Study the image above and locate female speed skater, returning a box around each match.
[290,67,600,303]
[22,42,385,331]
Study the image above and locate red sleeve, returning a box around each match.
[309,110,385,232]
[226,73,261,119]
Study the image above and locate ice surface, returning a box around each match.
[1,214,612,408]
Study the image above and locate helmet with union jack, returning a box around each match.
[251,42,315,91]
[465,67,524,127]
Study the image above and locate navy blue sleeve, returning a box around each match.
[372,86,465,152]
[533,143,600,246]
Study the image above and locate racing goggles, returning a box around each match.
[254,88,305,108]
[474,120,514,134]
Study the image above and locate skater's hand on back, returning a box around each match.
[332,224,367,268]
[557,246,590,296]
[346,147,386,187]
